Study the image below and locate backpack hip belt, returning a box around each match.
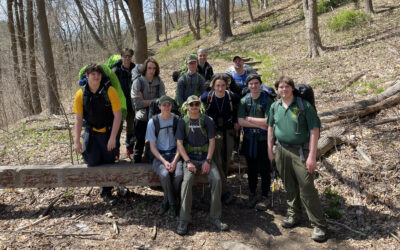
[243,127,267,135]
[276,141,310,162]
[159,148,177,156]
[184,143,209,154]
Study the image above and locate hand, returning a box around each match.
[268,149,275,163]
[187,162,197,174]
[259,124,269,131]
[234,123,240,131]
[74,141,82,154]
[169,161,177,172]
[201,161,211,175]
[107,137,116,151]
[306,156,317,174]
[163,161,171,171]
[138,92,144,100]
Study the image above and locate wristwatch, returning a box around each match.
[185,160,191,164]
[206,158,212,164]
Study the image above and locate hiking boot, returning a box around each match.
[255,196,270,211]
[158,201,169,216]
[280,216,300,229]
[117,186,130,197]
[210,219,229,231]
[176,221,189,235]
[312,227,327,242]
[133,155,142,163]
[169,204,178,219]
[101,192,117,206]
[126,147,134,160]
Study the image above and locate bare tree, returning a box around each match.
[36,0,61,114]
[103,0,122,52]
[218,0,233,43]
[118,0,135,43]
[114,0,123,49]
[185,0,200,39]
[174,0,179,25]
[125,0,148,63]
[195,0,200,36]
[364,0,374,14]
[302,0,323,58]
[73,0,110,54]
[154,0,163,42]
[246,0,254,22]
[26,0,41,114]
[231,0,235,25]
[260,0,268,9]
[163,0,169,45]
[209,0,217,28]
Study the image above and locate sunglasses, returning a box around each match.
[122,55,133,58]
[189,102,201,107]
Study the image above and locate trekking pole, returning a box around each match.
[271,160,279,208]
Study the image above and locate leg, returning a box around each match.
[172,160,184,203]
[243,138,258,195]
[207,161,222,221]
[134,120,147,162]
[275,146,302,220]
[258,140,271,197]
[82,132,102,166]
[179,162,196,222]
[291,149,326,230]
[213,130,226,184]
[98,132,116,164]
[152,158,173,204]
[125,108,135,149]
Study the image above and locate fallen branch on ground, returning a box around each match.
[42,192,65,216]
[15,215,50,231]
[327,219,366,236]
[0,229,99,238]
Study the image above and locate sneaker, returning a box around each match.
[176,221,189,235]
[311,227,327,242]
[126,147,134,160]
[210,219,229,231]
[255,196,270,211]
[169,205,178,219]
[280,216,300,229]
[158,201,169,215]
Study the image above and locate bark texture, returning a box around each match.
[302,0,323,58]
[217,0,233,43]
[125,0,148,64]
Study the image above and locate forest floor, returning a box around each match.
[1,0,400,249]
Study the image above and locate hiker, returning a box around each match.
[111,48,136,160]
[197,49,214,83]
[145,95,183,219]
[176,54,206,106]
[131,58,165,163]
[267,76,327,242]
[225,55,256,91]
[237,74,274,210]
[200,74,240,204]
[73,64,122,205]
[175,95,228,235]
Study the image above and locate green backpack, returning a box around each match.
[78,64,127,119]
[183,113,208,154]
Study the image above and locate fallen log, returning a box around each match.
[320,79,400,123]
[317,127,346,158]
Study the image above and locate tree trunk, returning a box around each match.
[125,0,148,64]
[174,0,179,25]
[114,0,123,50]
[302,0,323,58]
[73,0,109,54]
[218,0,233,43]
[15,0,34,115]
[246,0,254,22]
[364,0,374,14]
[185,0,200,39]
[163,0,169,45]
[36,0,61,115]
[103,0,121,52]
[195,0,200,36]
[154,0,162,42]
[119,0,135,44]
[231,0,235,25]
[204,0,207,26]
[26,0,41,114]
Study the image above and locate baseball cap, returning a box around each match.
[232,55,243,61]
[159,95,174,105]
[186,54,198,63]
[186,95,201,104]
[246,73,262,84]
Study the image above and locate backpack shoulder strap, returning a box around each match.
[206,91,214,111]
[273,99,279,113]
[184,115,190,137]
[200,114,207,138]
[153,115,160,138]
[297,96,304,112]
[172,115,179,136]
[260,91,267,114]
[226,90,233,111]
[245,92,252,116]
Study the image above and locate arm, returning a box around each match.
[107,109,122,151]
[177,139,196,173]
[131,78,152,109]
[267,126,275,163]
[159,78,166,96]
[149,141,171,171]
[74,114,83,153]
[238,117,268,130]
[201,138,215,175]
[177,77,185,106]
[306,127,319,173]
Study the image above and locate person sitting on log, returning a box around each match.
[145,95,183,219]
[73,63,122,205]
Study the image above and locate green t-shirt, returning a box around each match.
[238,92,274,141]
[268,98,320,145]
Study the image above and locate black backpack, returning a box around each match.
[148,98,181,118]
[293,83,316,112]
[152,114,180,138]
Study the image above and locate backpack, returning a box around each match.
[152,114,179,138]
[174,73,202,105]
[78,64,127,119]
[241,85,277,99]
[183,113,209,154]
[106,54,122,69]
[148,98,181,118]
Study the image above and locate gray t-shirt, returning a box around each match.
[175,115,215,160]
[145,115,177,151]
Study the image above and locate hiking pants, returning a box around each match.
[213,129,234,189]
[134,119,147,161]
[180,160,222,222]
[242,137,271,197]
[275,145,327,230]
[152,154,183,206]
[82,130,116,195]
[117,108,136,149]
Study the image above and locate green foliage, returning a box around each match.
[317,0,360,15]
[160,32,195,54]
[175,24,182,30]
[253,0,260,8]
[328,10,368,31]
[324,187,343,220]
[375,87,385,94]
[201,25,213,36]
[361,82,377,89]
[250,21,273,34]
[357,89,367,94]
[310,79,331,88]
